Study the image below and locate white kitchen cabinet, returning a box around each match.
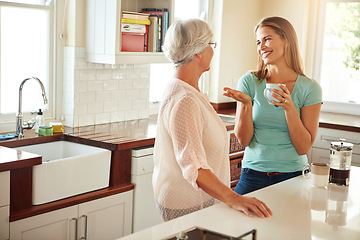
[0,171,10,207]
[131,146,162,233]
[10,191,133,240]
[10,206,78,240]
[78,190,133,239]
[310,127,360,166]
[0,206,9,240]
[86,0,174,64]
[0,171,10,240]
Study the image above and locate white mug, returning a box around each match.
[263,83,285,105]
[302,163,330,188]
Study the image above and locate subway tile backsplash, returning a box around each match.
[63,47,150,127]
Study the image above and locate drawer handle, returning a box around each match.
[79,214,88,240]
[69,217,77,240]
[322,137,344,142]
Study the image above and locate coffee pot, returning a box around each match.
[329,140,353,186]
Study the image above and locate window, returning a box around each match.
[0,0,56,131]
[149,0,209,106]
[315,0,360,115]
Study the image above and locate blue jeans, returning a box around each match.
[234,168,302,195]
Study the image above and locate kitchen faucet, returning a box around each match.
[16,77,48,138]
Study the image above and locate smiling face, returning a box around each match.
[256,26,287,66]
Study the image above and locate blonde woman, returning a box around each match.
[224,16,322,195]
[153,19,272,221]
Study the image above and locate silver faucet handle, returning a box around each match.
[22,118,36,129]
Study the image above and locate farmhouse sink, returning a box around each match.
[15,141,111,205]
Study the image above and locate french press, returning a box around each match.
[329,140,353,186]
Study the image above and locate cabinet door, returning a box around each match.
[78,191,133,240]
[10,206,78,240]
[0,171,10,207]
[0,206,9,240]
[132,173,163,233]
[0,171,10,240]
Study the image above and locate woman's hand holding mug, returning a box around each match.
[263,83,286,105]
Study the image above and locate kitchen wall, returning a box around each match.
[62,0,150,127]
[63,0,312,127]
[209,0,312,103]
[62,47,150,127]
[208,0,261,103]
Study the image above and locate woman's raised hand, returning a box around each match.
[223,87,252,105]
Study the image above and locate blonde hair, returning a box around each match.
[254,16,305,82]
[162,19,213,66]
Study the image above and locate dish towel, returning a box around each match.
[0,133,16,140]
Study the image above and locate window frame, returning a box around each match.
[313,0,360,116]
[0,0,63,132]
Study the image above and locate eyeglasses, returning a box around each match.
[208,42,217,49]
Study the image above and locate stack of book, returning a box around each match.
[121,11,150,52]
[140,8,169,52]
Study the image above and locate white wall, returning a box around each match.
[208,0,310,103]
[63,47,150,127]
[260,0,310,71]
[209,0,261,103]
[63,1,150,127]
[65,0,313,119]
[66,0,86,47]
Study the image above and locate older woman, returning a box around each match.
[153,18,272,221]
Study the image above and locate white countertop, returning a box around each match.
[121,167,360,240]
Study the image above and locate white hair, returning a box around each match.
[162,19,213,66]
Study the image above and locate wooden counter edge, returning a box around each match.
[10,184,134,222]
[0,156,42,172]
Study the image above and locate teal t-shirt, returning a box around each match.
[237,72,322,172]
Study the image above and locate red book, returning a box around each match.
[144,25,149,52]
[121,32,146,52]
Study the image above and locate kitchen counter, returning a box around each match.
[0,146,41,172]
[216,108,360,133]
[120,166,360,240]
[0,111,358,155]
[0,111,358,221]
[0,116,158,151]
[318,112,360,133]
[0,116,159,174]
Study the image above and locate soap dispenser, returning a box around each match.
[35,109,45,134]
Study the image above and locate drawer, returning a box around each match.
[132,146,154,157]
[313,128,360,154]
[131,154,154,175]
